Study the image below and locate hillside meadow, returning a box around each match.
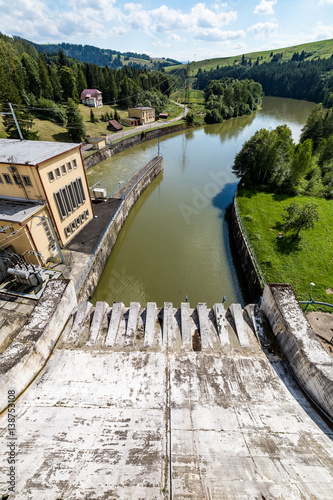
[236,188,333,310]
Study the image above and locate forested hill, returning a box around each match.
[195,57,333,106]
[16,38,180,70]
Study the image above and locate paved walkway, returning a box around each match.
[105,101,189,142]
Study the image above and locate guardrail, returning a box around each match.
[107,156,161,199]
[299,299,333,312]
[234,196,267,287]
[75,156,162,293]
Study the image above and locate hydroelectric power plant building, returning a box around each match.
[0,139,93,266]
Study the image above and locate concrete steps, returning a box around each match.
[62,301,263,352]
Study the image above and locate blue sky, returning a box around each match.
[0,1,333,61]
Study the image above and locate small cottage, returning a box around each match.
[80,89,103,108]
[107,120,123,132]
[128,107,155,125]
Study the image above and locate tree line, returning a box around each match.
[0,33,178,141]
[232,104,333,199]
[204,78,263,124]
[195,57,333,106]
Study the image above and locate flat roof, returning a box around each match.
[129,107,154,111]
[0,198,45,223]
[0,139,81,166]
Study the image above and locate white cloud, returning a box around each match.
[253,0,277,15]
[319,0,333,4]
[168,34,186,43]
[194,28,245,42]
[248,21,278,38]
[311,21,333,39]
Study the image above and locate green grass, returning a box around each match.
[236,189,333,311]
[171,89,205,104]
[166,38,333,75]
[0,100,183,142]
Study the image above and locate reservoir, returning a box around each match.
[88,97,315,307]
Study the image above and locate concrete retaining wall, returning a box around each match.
[231,197,263,300]
[76,156,163,301]
[84,123,187,170]
[0,279,77,414]
[261,283,333,419]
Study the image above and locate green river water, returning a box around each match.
[87,97,315,307]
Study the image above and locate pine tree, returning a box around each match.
[66,98,86,142]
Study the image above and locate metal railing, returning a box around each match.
[299,299,333,312]
[75,156,162,292]
[234,196,267,287]
[107,156,162,199]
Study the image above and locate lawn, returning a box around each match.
[0,100,183,143]
[236,188,333,311]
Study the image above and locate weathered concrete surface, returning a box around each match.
[261,283,333,420]
[307,311,333,357]
[1,301,333,499]
[231,196,263,300]
[0,279,77,414]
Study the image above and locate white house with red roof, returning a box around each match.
[80,89,103,108]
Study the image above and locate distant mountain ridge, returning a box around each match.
[16,38,181,70]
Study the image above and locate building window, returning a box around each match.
[71,221,76,232]
[0,225,6,233]
[12,174,22,186]
[0,175,3,183]
[61,164,67,175]
[55,168,61,179]
[85,209,89,218]
[80,213,85,223]
[65,225,71,237]
[77,177,86,202]
[54,191,67,219]
[22,175,32,187]
[54,177,88,220]
[3,174,12,184]
[41,218,53,244]
[76,216,81,226]
[67,183,77,209]
[60,187,72,214]
[72,159,77,169]
[67,161,72,172]
[48,171,55,182]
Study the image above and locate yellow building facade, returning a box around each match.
[128,107,155,125]
[0,140,93,265]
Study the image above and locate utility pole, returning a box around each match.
[0,103,24,140]
[8,103,24,140]
[184,62,191,110]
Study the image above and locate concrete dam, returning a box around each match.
[0,279,332,499]
[0,152,332,499]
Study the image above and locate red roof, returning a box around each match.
[80,89,102,100]
[107,120,123,131]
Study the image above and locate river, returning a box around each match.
[87,97,315,307]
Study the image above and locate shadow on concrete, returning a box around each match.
[66,198,122,254]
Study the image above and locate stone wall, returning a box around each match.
[231,197,264,301]
[76,156,163,301]
[84,123,187,170]
[261,283,333,420]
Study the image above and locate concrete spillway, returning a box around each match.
[1,300,333,499]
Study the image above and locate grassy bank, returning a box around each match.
[0,101,183,142]
[236,188,333,310]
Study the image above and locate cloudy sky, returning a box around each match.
[1,0,333,61]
